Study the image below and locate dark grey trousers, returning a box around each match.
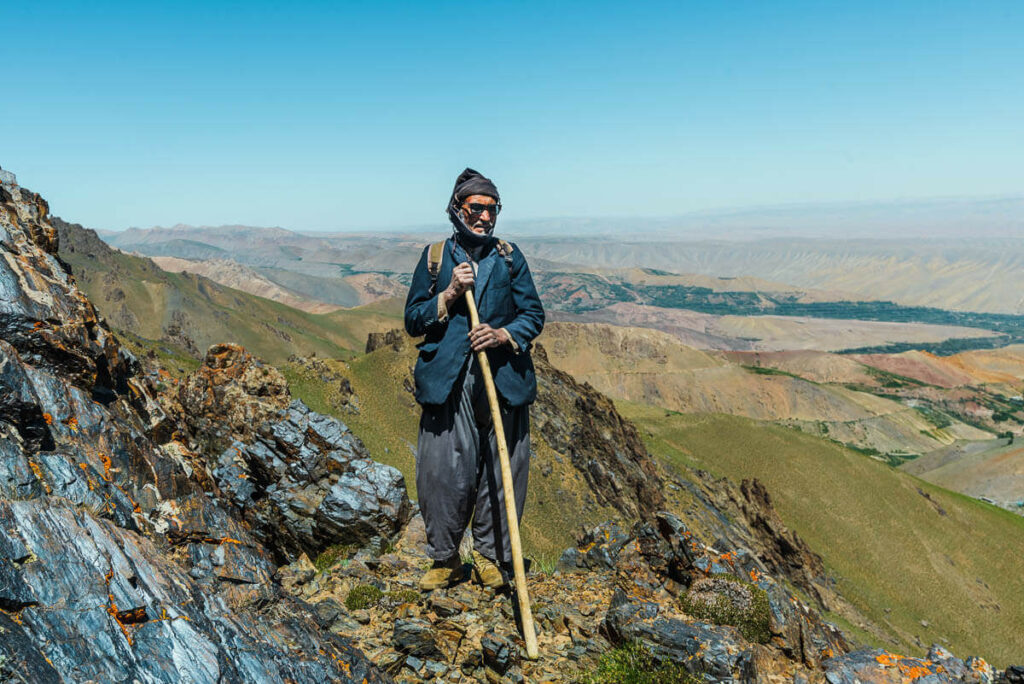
[416,355,530,565]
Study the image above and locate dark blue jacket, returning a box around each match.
[404,237,545,406]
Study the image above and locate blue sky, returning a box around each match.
[3,1,1022,231]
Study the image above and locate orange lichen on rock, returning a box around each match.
[42,412,53,424]
[104,569,136,645]
[27,460,51,494]
[77,463,95,490]
[99,452,112,480]
[875,652,899,667]
[874,652,942,680]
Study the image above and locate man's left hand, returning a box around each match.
[469,324,510,351]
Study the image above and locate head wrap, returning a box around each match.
[447,167,500,252]
[452,167,500,203]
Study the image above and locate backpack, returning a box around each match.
[427,239,515,295]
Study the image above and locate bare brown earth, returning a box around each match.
[901,439,1024,509]
[151,255,344,313]
[554,302,997,352]
[150,256,406,310]
[538,322,992,458]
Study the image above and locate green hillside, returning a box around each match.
[618,403,1024,667]
[57,220,402,365]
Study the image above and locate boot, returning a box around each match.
[472,549,506,589]
[418,555,465,591]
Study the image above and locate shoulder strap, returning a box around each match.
[427,240,445,280]
[496,239,514,272]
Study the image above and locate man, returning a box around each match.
[404,168,545,591]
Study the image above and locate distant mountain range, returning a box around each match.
[99,216,1024,315]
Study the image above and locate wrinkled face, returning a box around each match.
[459,194,498,234]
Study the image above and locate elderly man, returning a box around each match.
[404,168,545,591]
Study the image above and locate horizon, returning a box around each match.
[78,192,1024,240]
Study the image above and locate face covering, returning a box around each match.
[446,168,500,257]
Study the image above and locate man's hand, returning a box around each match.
[469,323,510,351]
[443,262,475,306]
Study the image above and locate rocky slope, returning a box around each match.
[2,166,1020,682]
[0,168,390,680]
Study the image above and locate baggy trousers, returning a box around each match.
[416,354,530,565]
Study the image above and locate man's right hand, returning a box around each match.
[443,262,475,305]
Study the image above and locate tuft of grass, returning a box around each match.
[314,543,356,573]
[344,584,383,611]
[680,575,771,644]
[383,589,420,605]
[576,641,701,684]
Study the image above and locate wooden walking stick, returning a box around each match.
[464,288,539,660]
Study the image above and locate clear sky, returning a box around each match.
[3,1,1022,231]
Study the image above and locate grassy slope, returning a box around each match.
[618,402,1024,667]
[61,246,402,364]
[280,346,620,566]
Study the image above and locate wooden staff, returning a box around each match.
[464,288,539,660]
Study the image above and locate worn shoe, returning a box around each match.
[419,555,464,591]
[472,549,507,589]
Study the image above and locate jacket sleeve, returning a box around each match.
[502,244,545,353]
[404,245,444,337]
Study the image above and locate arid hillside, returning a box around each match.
[538,322,999,459]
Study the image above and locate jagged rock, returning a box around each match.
[1000,666,1024,683]
[174,342,291,454]
[0,171,389,681]
[366,329,408,354]
[603,587,758,681]
[557,521,631,572]
[0,499,386,682]
[213,398,412,563]
[532,344,666,520]
[393,617,441,658]
[822,648,996,683]
[481,632,521,675]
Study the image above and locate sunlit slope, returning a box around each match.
[540,322,990,455]
[619,403,1024,667]
[57,220,402,364]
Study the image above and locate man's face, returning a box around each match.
[459,194,498,234]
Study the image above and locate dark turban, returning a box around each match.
[451,167,500,203]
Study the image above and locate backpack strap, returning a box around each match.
[495,239,515,273]
[427,240,446,294]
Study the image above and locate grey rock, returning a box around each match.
[481,632,521,675]
[393,617,441,658]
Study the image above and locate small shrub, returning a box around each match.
[315,543,355,572]
[680,575,771,644]
[577,641,701,683]
[383,589,420,606]
[345,584,383,611]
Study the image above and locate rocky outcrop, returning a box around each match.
[0,168,387,681]
[212,398,412,564]
[173,342,292,453]
[532,342,666,520]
